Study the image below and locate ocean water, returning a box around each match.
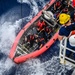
[0,0,74,75]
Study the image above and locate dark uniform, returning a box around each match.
[59,23,75,37]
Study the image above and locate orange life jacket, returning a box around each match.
[37,20,46,30]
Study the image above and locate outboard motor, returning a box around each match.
[43,10,54,20]
[42,10,57,27]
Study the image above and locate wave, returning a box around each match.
[17,0,39,19]
[0,1,40,74]
[15,56,72,75]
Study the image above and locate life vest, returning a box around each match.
[37,20,46,30]
[55,1,61,7]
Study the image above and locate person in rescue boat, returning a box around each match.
[58,13,75,41]
[37,19,46,32]
[36,19,52,42]
[44,27,52,41]
[39,26,52,42]
[61,0,70,8]
[26,34,38,47]
[36,36,45,49]
[54,0,61,11]
[36,19,47,41]
[70,0,75,22]
[65,35,75,59]
[70,10,75,22]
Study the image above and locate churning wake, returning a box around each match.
[0,0,41,74]
[15,57,73,75]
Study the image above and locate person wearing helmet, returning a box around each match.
[66,35,75,59]
[58,13,75,41]
[69,35,75,47]
[70,0,75,22]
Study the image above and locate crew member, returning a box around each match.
[70,0,75,22]
[58,13,75,57]
[67,35,75,59]
[58,13,75,41]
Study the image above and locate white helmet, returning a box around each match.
[69,35,75,46]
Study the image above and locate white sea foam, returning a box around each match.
[0,6,24,75]
[15,56,73,75]
[0,18,22,55]
[17,0,39,20]
[0,1,40,74]
[0,57,16,75]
